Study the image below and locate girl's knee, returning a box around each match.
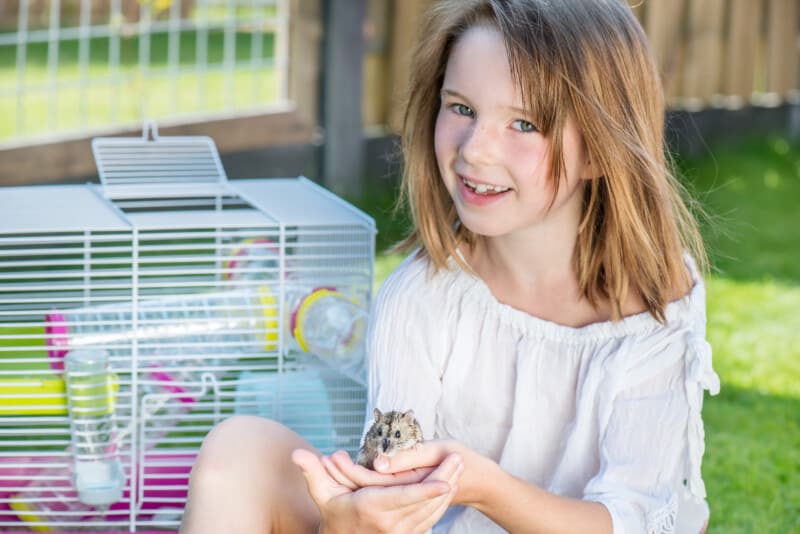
[193,416,310,476]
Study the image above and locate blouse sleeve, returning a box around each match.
[582,326,720,534]
[363,256,445,439]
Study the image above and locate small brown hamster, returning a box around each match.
[357,408,424,470]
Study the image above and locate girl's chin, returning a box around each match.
[456,214,509,238]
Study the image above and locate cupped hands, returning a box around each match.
[291,442,464,534]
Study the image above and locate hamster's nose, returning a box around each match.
[382,438,390,452]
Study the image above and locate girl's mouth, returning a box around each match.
[461,175,511,195]
[457,175,512,206]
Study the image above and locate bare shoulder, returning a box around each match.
[620,266,695,318]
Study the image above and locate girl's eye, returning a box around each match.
[451,103,474,117]
[394,430,401,438]
[512,119,537,133]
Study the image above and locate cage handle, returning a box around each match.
[142,120,159,142]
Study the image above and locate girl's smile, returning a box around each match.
[457,174,513,207]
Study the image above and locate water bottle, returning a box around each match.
[64,349,125,507]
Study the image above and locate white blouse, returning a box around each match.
[365,252,720,534]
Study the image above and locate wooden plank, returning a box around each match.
[322,0,366,196]
[289,0,323,129]
[725,0,764,103]
[682,0,726,107]
[0,110,315,186]
[387,0,433,132]
[364,54,389,127]
[766,0,799,96]
[644,0,687,102]
[363,0,391,127]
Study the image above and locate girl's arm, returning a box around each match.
[449,445,613,534]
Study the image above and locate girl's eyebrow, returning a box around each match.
[441,88,469,101]
[441,88,531,117]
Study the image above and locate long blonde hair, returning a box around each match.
[395,0,706,323]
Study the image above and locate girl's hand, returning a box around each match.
[369,440,492,508]
[321,450,436,490]
[292,448,463,534]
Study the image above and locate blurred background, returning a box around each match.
[0,0,798,531]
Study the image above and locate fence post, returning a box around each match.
[322,0,367,197]
[289,0,323,129]
[683,0,725,108]
[766,0,798,99]
[725,0,763,105]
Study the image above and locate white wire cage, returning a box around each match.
[0,123,375,532]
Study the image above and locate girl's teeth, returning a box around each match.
[463,178,508,194]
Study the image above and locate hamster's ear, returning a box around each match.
[373,408,383,421]
[402,409,415,421]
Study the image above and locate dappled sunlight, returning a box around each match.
[706,276,800,399]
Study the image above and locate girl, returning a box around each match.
[180,0,720,532]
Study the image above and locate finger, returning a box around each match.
[321,454,358,491]
[376,479,451,510]
[414,482,459,532]
[394,476,459,534]
[422,452,463,484]
[329,450,435,488]
[373,441,448,474]
[290,448,333,504]
[396,459,462,519]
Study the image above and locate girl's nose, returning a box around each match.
[459,121,497,167]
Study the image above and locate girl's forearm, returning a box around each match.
[463,458,613,534]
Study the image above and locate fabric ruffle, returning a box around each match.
[684,332,721,501]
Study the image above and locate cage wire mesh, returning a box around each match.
[1,0,289,143]
[0,124,375,531]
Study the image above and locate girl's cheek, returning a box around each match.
[434,114,456,162]
[510,138,548,177]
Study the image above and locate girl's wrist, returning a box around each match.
[453,446,501,509]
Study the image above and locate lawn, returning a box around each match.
[351,134,800,533]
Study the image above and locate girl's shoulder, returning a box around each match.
[376,250,470,308]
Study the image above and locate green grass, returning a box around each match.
[352,134,800,532]
[0,30,277,141]
[680,136,800,532]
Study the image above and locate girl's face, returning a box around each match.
[434,25,592,240]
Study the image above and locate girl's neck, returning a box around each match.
[468,216,579,296]
[463,223,621,328]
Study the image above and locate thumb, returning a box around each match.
[291,448,333,505]
[373,441,448,474]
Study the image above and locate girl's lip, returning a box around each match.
[457,175,511,206]
[457,174,509,189]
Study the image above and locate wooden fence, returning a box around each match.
[363,0,800,130]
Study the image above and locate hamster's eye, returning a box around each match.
[377,428,382,436]
[394,430,401,438]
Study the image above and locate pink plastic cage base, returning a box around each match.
[0,453,192,531]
